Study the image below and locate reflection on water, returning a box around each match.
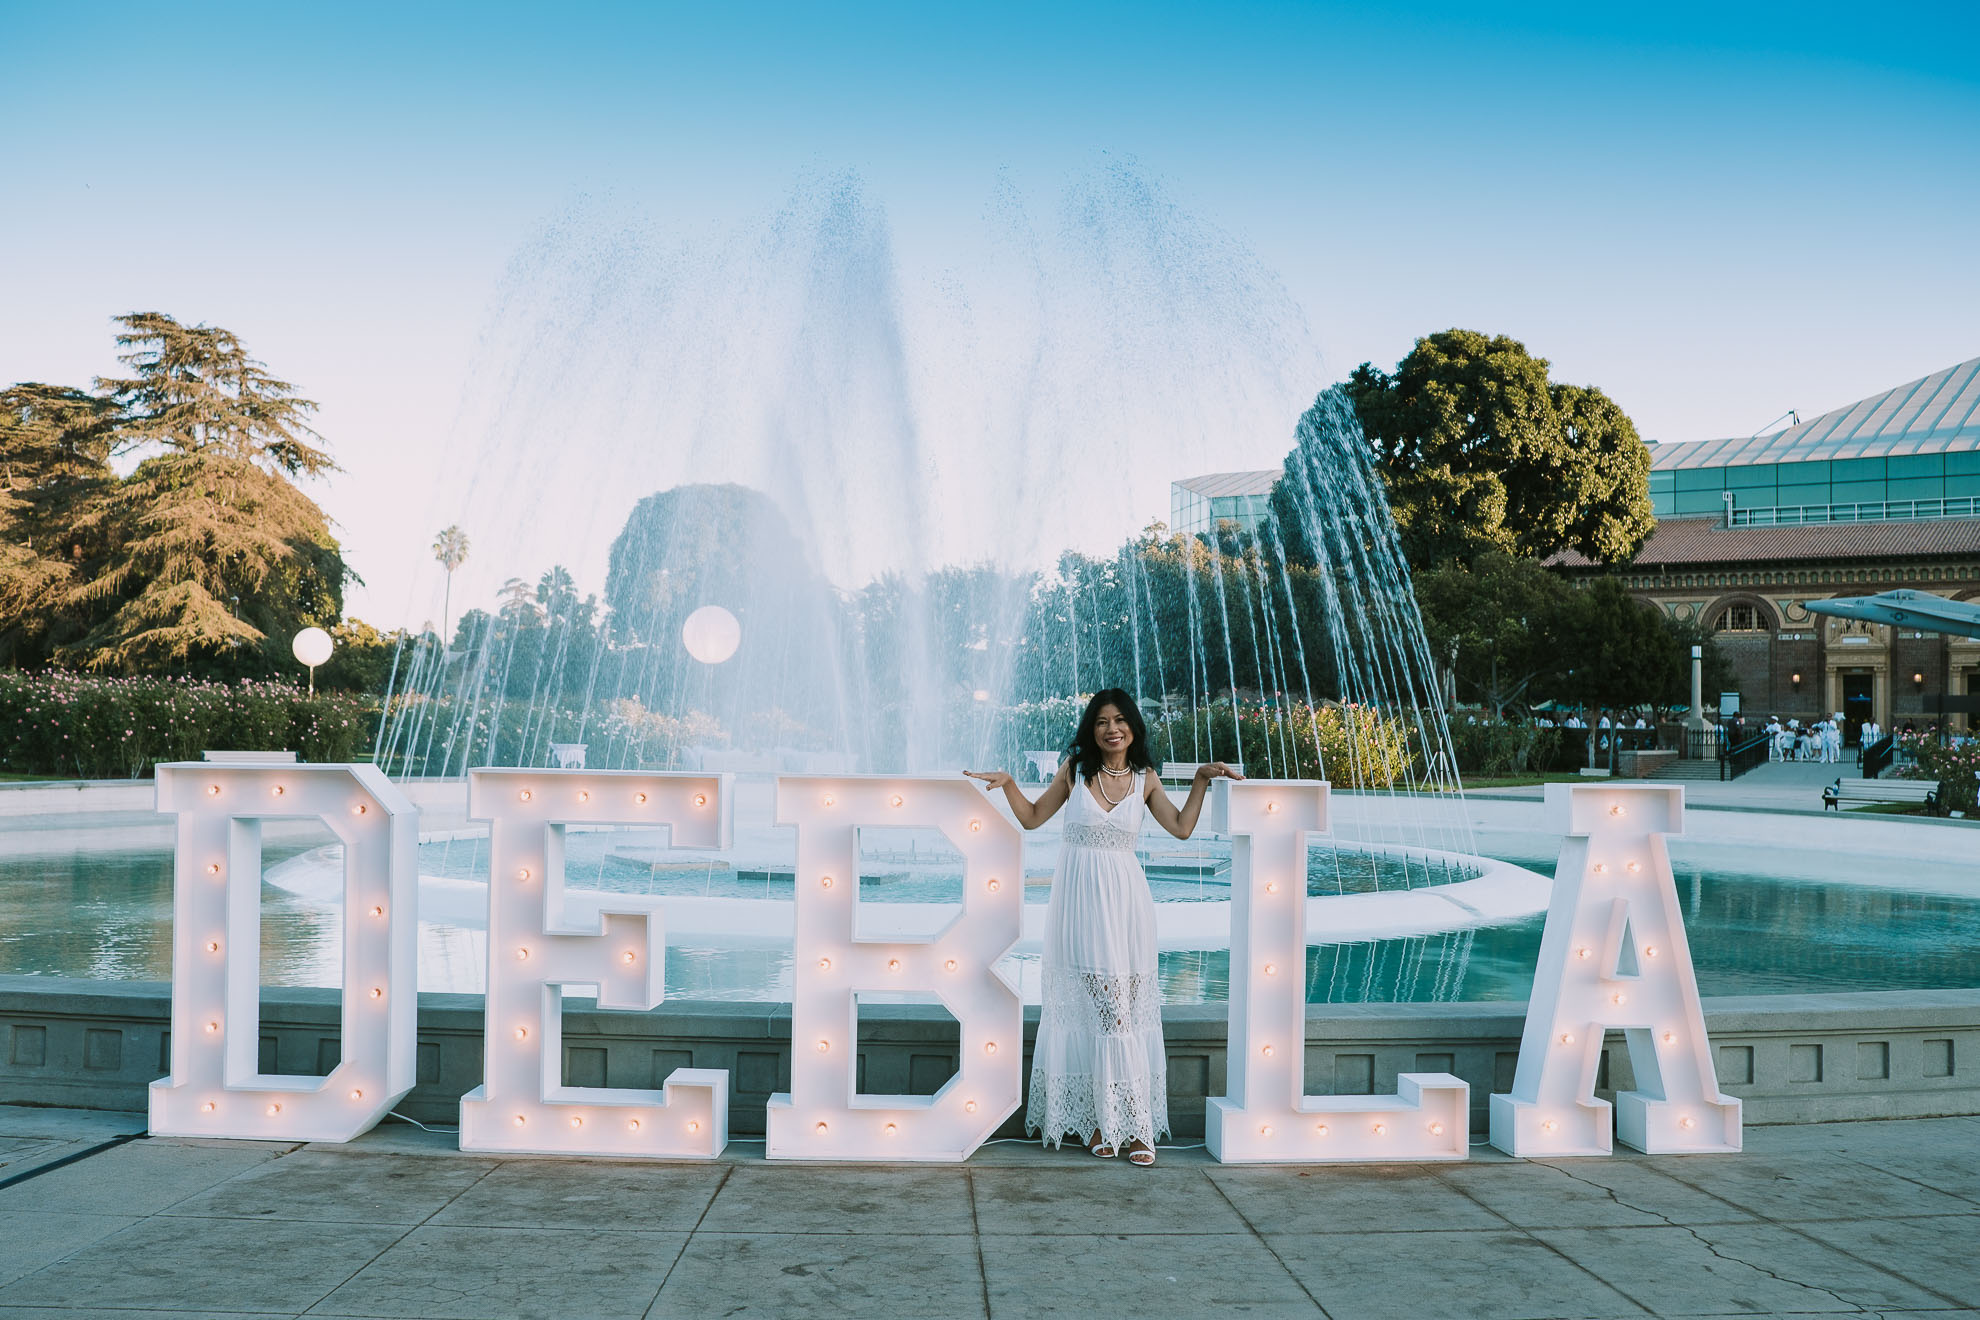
[4,844,1978,1003]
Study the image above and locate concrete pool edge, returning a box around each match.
[4,976,1974,1137]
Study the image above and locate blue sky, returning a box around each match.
[4,2,1977,624]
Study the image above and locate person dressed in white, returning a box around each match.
[968,688,1238,1167]
[1766,716,1785,761]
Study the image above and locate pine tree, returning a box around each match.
[0,384,120,662]
[61,313,347,672]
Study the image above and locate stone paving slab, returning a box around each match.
[0,1106,1977,1318]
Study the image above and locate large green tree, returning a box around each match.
[61,313,347,672]
[1346,330,1655,569]
[0,384,120,662]
[1413,550,1576,717]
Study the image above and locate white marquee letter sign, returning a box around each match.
[767,776,1023,1161]
[460,769,733,1158]
[1489,784,1740,1156]
[1207,779,1469,1162]
[150,762,417,1141]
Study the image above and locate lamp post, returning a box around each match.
[293,627,334,698]
[1685,644,1709,734]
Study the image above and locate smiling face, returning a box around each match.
[1092,703,1133,758]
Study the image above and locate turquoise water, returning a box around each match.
[4,838,1977,1003]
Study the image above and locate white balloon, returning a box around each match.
[292,627,335,668]
[681,605,741,665]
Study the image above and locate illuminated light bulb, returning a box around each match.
[1576,948,1592,960]
[1626,861,1641,873]
[822,794,836,808]
[888,959,901,972]
[205,1021,219,1034]
[1372,1122,1387,1136]
[206,784,221,796]
[984,1041,998,1055]
[1315,1123,1329,1136]
[569,1117,582,1128]
[817,1040,830,1053]
[944,959,957,972]
[349,1089,363,1102]
[884,1122,898,1134]
[987,878,1001,892]
[1591,863,1607,874]
[352,803,368,816]
[516,947,530,961]
[518,789,532,802]
[969,818,982,832]
[686,1121,697,1133]
[1559,1033,1575,1046]
[1266,802,1279,813]
[202,1101,215,1112]
[369,987,383,1000]
[1679,1116,1696,1130]
[1644,946,1658,958]
[965,1100,978,1113]
[635,792,648,805]
[578,790,590,803]
[889,794,904,808]
[1428,1121,1444,1136]
[267,1103,282,1116]
[818,958,831,971]
[1612,993,1627,1006]
[1264,963,1277,976]
[1259,1124,1273,1137]
[515,1027,528,1040]
[206,941,220,954]
[369,905,384,918]
[622,951,637,964]
[628,1119,641,1132]
[1662,1032,1676,1045]
[816,1121,828,1133]
[1261,1044,1274,1058]
[513,1115,526,1126]
[1609,803,1625,817]
[693,794,707,807]
[1541,1120,1558,1133]
[207,863,222,876]
[820,875,834,890]
[1265,882,1278,894]
[518,868,532,881]
[272,785,286,797]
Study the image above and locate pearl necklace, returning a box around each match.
[1095,762,1133,805]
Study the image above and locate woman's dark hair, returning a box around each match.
[1065,688,1154,782]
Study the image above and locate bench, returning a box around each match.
[1160,761,1244,784]
[1822,777,1939,812]
[1021,750,1061,782]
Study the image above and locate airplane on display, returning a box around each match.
[1804,589,1980,639]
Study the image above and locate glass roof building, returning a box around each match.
[1648,356,1980,526]
[1169,469,1279,537]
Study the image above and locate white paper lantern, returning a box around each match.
[681,606,741,665]
[292,627,334,668]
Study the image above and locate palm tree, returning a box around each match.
[432,525,469,645]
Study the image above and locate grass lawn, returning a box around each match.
[1439,772,1610,791]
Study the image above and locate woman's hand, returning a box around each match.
[964,770,1015,790]
[1194,762,1245,783]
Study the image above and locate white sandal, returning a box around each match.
[1087,1132,1116,1158]
[1125,1142,1155,1166]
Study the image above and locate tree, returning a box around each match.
[1413,550,1575,717]
[1346,330,1654,569]
[0,384,119,662]
[1556,577,1682,714]
[432,525,469,644]
[60,313,347,672]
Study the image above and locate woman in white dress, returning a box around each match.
[966,688,1238,1166]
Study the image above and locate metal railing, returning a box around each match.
[1730,496,1980,527]
[1720,734,1772,781]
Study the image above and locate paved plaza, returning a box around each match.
[0,1104,1976,1320]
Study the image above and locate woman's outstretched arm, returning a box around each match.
[964,762,1072,830]
[1145,762,1244,839]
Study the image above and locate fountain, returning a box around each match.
[356,164,1509,1004]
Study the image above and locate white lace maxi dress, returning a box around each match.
[1025,772,1169,1150]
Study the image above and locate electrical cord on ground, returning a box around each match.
[386,1111,459,1134]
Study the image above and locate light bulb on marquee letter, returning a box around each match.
[767,776,1022,1161]
[149,762,417,1142]
[1205,779,1469,1163]
[1489,785,1740,1157]
[459,769,734,1159]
